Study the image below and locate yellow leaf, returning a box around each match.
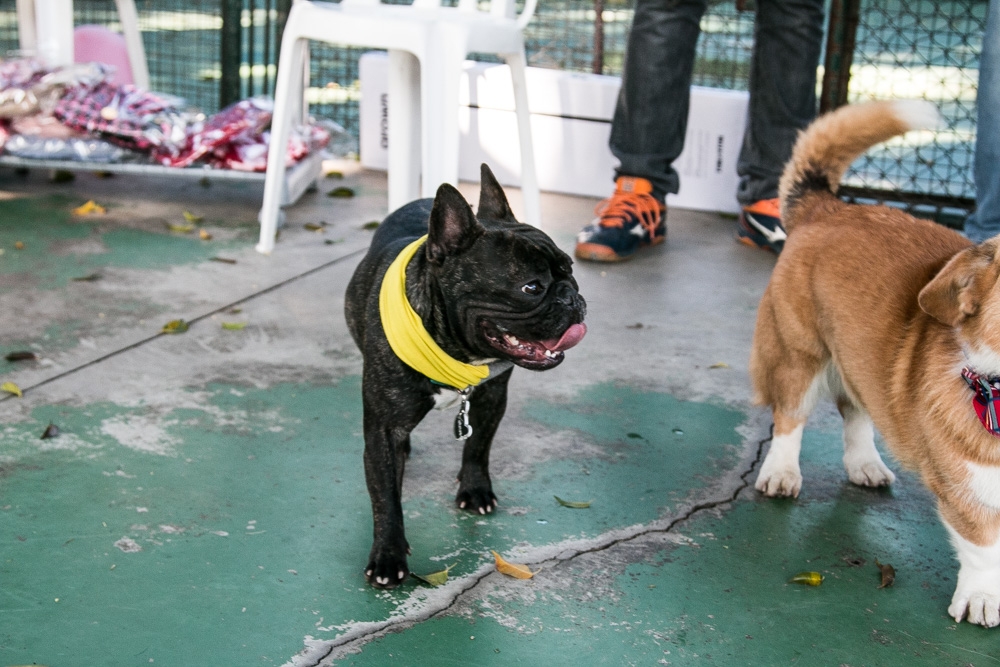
[183,210,204,223]
[72,200,106,215]
[221,322,247,331]
[492,550,535,579]
[411,563,454,586]
[1,381,23,397]
[161,319,189,334]
[166,222,194,233]
[554,495,592,509]
[708,362,729,369]
[789,571,824,586]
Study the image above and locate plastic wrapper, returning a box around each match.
[161,97,273,168]
[3,133,136,163]
[0,60,109,118]
[165,97,331,171]
[53,81,194,155]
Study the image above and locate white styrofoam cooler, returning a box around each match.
[358,51,749,214]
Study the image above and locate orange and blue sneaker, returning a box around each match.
[575,176,666,262]
[736,197,786,253]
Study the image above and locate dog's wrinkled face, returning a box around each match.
[424,167,586,370]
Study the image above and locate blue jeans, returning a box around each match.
[609,0,825,206]
[964,0,1000,243]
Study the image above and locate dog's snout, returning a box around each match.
[555,282,586,320]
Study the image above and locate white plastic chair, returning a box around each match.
[255,0,541,254]
[16,0,150,89]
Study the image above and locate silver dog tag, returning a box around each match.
[454,388,473,440]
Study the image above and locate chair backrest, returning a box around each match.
[337,0,537,30]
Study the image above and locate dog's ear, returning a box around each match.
[477,163,518,223]
[919,244,998,326]
[426,183,484,264]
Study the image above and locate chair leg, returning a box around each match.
[506,49,540,227]
[387,49,421,213]
[421,36,466,197]
[256,31,308,254]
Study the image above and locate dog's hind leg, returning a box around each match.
[756,411,807,497]
[838,396,895,488]
[754,365,828,498]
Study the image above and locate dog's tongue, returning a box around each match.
[542,323,587,352]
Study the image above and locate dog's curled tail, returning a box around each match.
[778,99,941,233]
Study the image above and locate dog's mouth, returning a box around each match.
[481,321,587,369]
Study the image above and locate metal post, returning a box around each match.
[593,0,605,74]
[820,0,861,113]
[220,0,244,109]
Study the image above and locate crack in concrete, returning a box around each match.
[289,426,773,666]
[0,247,367,404]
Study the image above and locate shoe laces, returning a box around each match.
[594,187,664,239]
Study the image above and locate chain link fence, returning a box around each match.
[0,0,986,219]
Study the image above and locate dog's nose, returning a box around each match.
[555,282,586,319]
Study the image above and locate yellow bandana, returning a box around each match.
[379,236,490,390]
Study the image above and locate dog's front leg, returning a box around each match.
[944,515,1000,626]
[456,369,512,514]
[361,382,431,588]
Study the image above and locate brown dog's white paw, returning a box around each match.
[845,459,896,488]
[950,591,1000,627]
[754,469,802,497]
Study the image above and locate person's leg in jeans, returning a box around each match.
[964,0,1000,243]
[575,0,708,262]
[735,0,825,253]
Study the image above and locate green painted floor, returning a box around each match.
[0,165,996,666]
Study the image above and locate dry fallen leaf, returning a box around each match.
[789,571,824,586]
[411,563,454,587]
[708,362,730,369]
[492,550,536,579]
[1,381,23,397]
[161,319,189,334]
[40,423,60,439]
[5,351,38,362]
[14,241,24,250]
[210,256,237,264]
[72,200,106,216]
[304,222,327,232]
[875,559,895,588]
[554,495,592,509]
[71,273,102,282]
[199,229,213,241]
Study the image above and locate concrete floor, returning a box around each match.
[0,162,997,666]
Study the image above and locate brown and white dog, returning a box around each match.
[751,99,1000,627]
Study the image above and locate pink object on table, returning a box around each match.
[74,25,134,87]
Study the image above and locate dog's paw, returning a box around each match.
[365,546,410,589]
[949,590,1000,627]
[845,459,896,488]
[456,486,498,515]
[755,466,802,498]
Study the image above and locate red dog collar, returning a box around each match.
[962,367,1000,437]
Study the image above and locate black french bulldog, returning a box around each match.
[344,164,587,588]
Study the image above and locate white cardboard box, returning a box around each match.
[358,51,748,214]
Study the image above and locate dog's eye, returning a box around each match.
[521,281,543,295]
